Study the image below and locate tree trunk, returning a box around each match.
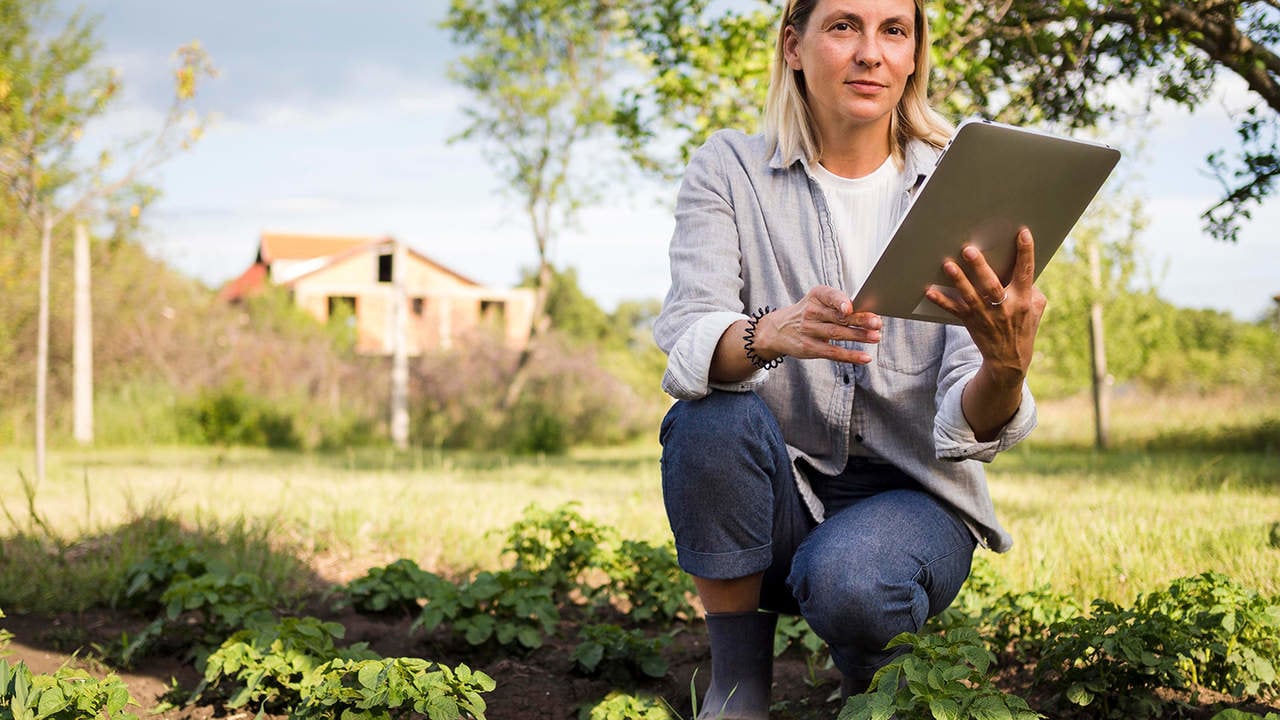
[501,259,553,411]
[74,222,94,445]
[390,276,410,451]
[35,214,52,483]
[1087,240,1110,451]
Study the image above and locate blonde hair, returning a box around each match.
[763,0,953,166]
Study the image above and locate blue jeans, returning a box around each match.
[659,391,976,689]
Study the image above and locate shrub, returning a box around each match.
[179,383,300,449]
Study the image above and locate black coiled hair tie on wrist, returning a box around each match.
[743,306,785,370]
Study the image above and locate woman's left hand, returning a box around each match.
[926,228,1047,386]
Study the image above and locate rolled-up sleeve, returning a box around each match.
[934,380,1037,462]
[654,133,762,400]
[931,325,1038,462]
[661,312,768,400]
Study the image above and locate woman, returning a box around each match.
[653,0,1047,717]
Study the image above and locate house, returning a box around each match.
[218,233,536,356]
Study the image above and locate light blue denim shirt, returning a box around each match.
[653,129,1036,552]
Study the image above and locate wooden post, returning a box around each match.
[73,222,94,445]
[36,215,52,483]
[1087,240,1110,451]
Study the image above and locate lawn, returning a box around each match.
[1,389,1277,607]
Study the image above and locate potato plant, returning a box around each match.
[0,659,139,720]
[570,624,670,683]
[294,657,495,720]
[839,627,1042,720]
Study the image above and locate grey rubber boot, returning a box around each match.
[697,611,777,720]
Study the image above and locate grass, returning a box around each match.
[1,388,1278,613]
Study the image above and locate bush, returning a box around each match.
[412,329,664,453]
[180,383,301,449]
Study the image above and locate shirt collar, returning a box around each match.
[770,135,939,191]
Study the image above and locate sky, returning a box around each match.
[61,0,1280,321]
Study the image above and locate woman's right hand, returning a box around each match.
[710,286,881,383]
[754,285,882,364]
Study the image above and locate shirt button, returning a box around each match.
[842,374,850,385]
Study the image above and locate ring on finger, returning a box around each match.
[989,289,1009,307]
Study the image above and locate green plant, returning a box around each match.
[1210,711,1280,720]
[499,503,614,601]
[938,583,1082,662]
[414,569,559,650]
[0,658,140,720]
[570,624,669,683]
[180,383,301,449]
[579,691,674,720]
[773,616,832,688]
[0,610,12,654]
[839,628,1042,720]
[1034,598,1195,719]
[115,537,211,613]
[119,568,277,667]
[596,539,695,623]
[294,657,495,720]
[200,617,377,711]
[1140,572,1280,698]
[342,559,438,616]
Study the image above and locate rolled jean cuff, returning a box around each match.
[674,541,774,580]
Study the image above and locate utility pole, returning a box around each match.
[390,244,409,450]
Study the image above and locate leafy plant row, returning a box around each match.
[837,559,1280,720]
[87,503,692,718]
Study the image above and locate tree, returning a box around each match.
[624,1,1279,242]
[0,0,213,482]
[925,1,1280,244]
[442,0,633,408]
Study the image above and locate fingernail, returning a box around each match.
[963,246,979,260]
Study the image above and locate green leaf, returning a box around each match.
[358,661,384,690]
[1065,683,1094,706]
[36,685,70,718]
[929,697,961,720]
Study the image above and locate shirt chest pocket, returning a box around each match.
[873,320,946,375]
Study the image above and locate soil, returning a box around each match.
[5,604,1280,720]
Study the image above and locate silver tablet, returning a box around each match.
[851,119,1121,324]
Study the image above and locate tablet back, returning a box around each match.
[851,119,1121,324]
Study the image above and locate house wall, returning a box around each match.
[289,244,535,356]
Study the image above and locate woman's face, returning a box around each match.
[783,0,917,143]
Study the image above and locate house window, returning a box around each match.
[377,252,394,283]
[412,297,425,316]
[327,296,357,326]
[480,300,506,325]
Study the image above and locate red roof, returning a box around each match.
[217,262,269,302]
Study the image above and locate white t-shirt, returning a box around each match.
[810,156,904,295]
